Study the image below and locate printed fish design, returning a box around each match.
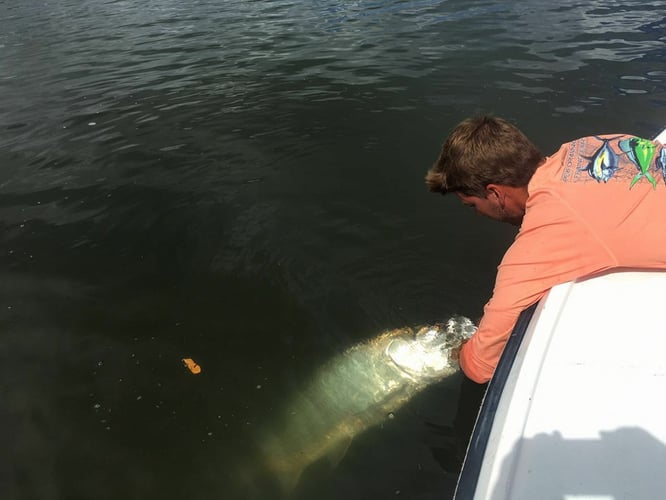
[619,137,657,189]
[656,148,666,185]
[581,136,621,182]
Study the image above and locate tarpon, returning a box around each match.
[252,316,476,496]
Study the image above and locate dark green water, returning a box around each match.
[1,1,665,498]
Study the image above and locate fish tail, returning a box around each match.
[263,459,305,498]
[629,173,642,189]
[646,171,657,189]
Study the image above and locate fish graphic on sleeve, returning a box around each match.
[655,148,666,185]
[580,136,622,182]
[619,137,657,189]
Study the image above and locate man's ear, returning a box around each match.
[485,184,503,201]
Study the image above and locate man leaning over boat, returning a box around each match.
[426,115,666,383]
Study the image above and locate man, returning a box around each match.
[426,115,666,383]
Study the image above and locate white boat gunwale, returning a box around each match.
[454,302,538,499]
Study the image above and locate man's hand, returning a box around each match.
[450,339,469,362]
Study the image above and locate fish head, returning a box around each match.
[386,316,477,379]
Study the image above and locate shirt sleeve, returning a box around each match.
[459,190,616,383]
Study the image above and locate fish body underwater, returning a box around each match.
[251,315,476,496]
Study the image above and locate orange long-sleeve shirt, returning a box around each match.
[460,134,666,383]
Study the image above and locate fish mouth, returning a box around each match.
[386,334,452,378]
[387,318,476,378]
[386,316,476,378]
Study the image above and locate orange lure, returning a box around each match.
[182,358,202,374]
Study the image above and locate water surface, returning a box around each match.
[1,1,665,498]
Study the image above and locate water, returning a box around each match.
[1,0,665,498]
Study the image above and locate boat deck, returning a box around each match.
[456,270,666,500]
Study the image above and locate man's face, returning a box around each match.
[456,192,503,220]
[456,190,523,226]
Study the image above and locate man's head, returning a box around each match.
[425,115,544,225]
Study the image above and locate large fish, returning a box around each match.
[252,316,476,496]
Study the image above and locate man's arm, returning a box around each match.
[458,191,616,383]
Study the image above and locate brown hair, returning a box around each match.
[425,115,544,196]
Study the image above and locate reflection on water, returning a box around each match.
[1,0,666,498]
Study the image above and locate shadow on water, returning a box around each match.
[491,427,666,500]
